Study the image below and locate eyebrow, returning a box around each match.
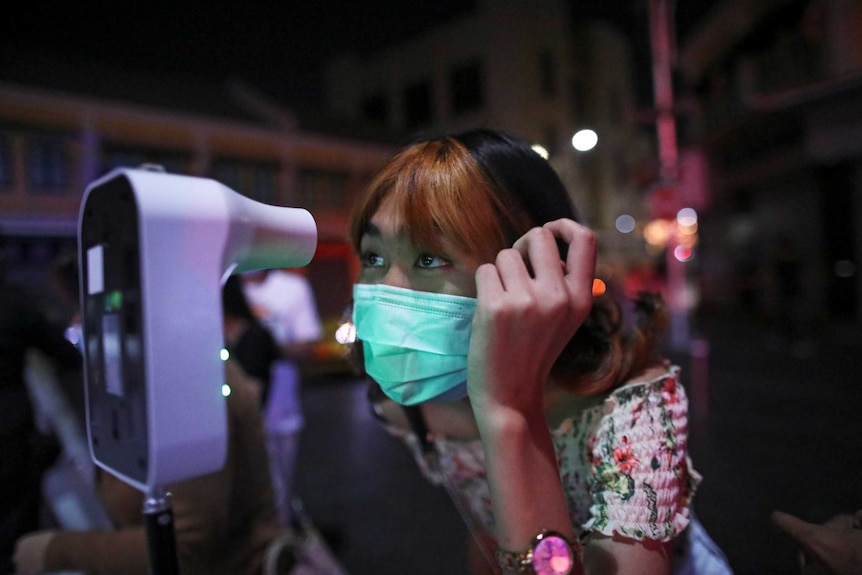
[363,222,382,238]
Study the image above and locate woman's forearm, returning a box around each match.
[475,405,574,552]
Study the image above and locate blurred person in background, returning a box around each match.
[49,250,84,354]
[223,274,280,406]
[240,269,322,529]
[0,235,81,574]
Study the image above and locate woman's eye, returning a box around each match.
[361,251,385,268]
[416,253,449,269]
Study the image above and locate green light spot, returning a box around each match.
[104,290,123,311]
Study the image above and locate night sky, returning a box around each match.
[1,1,718,108]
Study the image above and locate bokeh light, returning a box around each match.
[531,144,549,159]
[677,207,698,227]
[571,129,598,152]
[335,321,357,344]
[592,278,607,296]
[644,219,671,246]
[674,244,694,262]
[615,214,636,233]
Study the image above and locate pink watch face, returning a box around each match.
[532,534,573,575]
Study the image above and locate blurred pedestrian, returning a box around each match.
[223,274,279,405]
[0,235,81,574]
[49,250,84,353]
[241,269,322,528]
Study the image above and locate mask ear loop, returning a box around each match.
[401,405,501,573]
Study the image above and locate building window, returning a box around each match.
[362,93,389,124]
[539,50,557,97]
[296,168,348,211]
[0,134,11,189]
[450,61,484,115]
[27,135,69,193]
[250,164,276,204]
[404,80,433,130]
[212,159,277,202]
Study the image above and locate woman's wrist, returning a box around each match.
[469,386,547,436]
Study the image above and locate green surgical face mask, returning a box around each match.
[352,283,476,405]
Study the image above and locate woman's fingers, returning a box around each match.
[470,220,597,411]
[490,248,535,293]
[511,227,565,281]
[509,220,596,318]
[543,218,597,291]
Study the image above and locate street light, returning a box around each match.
[571,129,598,152]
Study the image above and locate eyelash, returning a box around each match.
[416,253,449,269]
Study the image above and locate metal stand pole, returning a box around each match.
[143,489,180,575]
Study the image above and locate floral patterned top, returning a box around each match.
[378,365,700,542]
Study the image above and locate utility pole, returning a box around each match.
[648,0,690,350]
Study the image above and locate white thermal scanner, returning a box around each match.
[78,167,317,494]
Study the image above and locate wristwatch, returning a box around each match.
[494,530,579,575]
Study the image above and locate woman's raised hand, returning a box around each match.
[468,218,596,416]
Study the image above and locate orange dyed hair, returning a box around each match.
[348,137,532,263]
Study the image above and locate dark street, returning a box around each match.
[294,309,862,575]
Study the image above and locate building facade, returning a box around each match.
[679,0,862,322]
[324,0,658,272]
[0,73,395,332]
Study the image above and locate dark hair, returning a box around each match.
[51,250,80,306]
[456,129,582,261]
[350,128,668,395]
[222,274,256,321]
[455,130,580,224]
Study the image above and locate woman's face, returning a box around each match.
[357,197,483,297]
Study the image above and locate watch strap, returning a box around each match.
[494,545,533,573]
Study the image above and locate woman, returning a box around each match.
[348,129,730,574]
